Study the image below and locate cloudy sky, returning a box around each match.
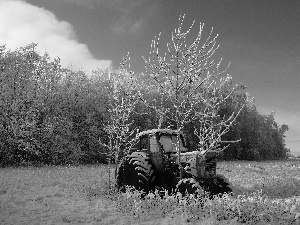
[0,0,299,156]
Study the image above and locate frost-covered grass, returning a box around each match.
[0,165,121,225]
[114,160,300,224]
[1,160,300,224]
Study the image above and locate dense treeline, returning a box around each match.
[0,44,289,167]
[217,88,290,161]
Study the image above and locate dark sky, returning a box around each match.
[1,0,299,155]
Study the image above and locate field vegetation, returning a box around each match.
[1,160,300,224]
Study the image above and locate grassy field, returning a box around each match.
[1,160,300,225]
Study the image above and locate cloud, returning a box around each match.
[0,0,111,74]
[112,17,146,34]
[59,0,94,8]
[110,0,159,34]
[61,0,160,34]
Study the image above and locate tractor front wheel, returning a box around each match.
[199,174,232,198]
[175,178,203,197]
[214,174,232,195]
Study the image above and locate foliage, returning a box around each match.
[217,90,290,161]
[0,16,290,166]
[0,44,108,166]
[0,43,63,166]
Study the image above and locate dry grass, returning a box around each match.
[1,161,300,224]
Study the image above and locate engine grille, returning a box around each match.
[205,157,216,177]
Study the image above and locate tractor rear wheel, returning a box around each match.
[116,152,155,194]
[214,174,232,195]
[176,178,203,197]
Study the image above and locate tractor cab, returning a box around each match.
[134,129,187,171]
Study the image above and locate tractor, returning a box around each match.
[116,129,232,198]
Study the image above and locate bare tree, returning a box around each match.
[98,55,140,187]
[141,15,243,158]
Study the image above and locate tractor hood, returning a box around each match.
[200,150,218,157]
[137,129,184,137]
